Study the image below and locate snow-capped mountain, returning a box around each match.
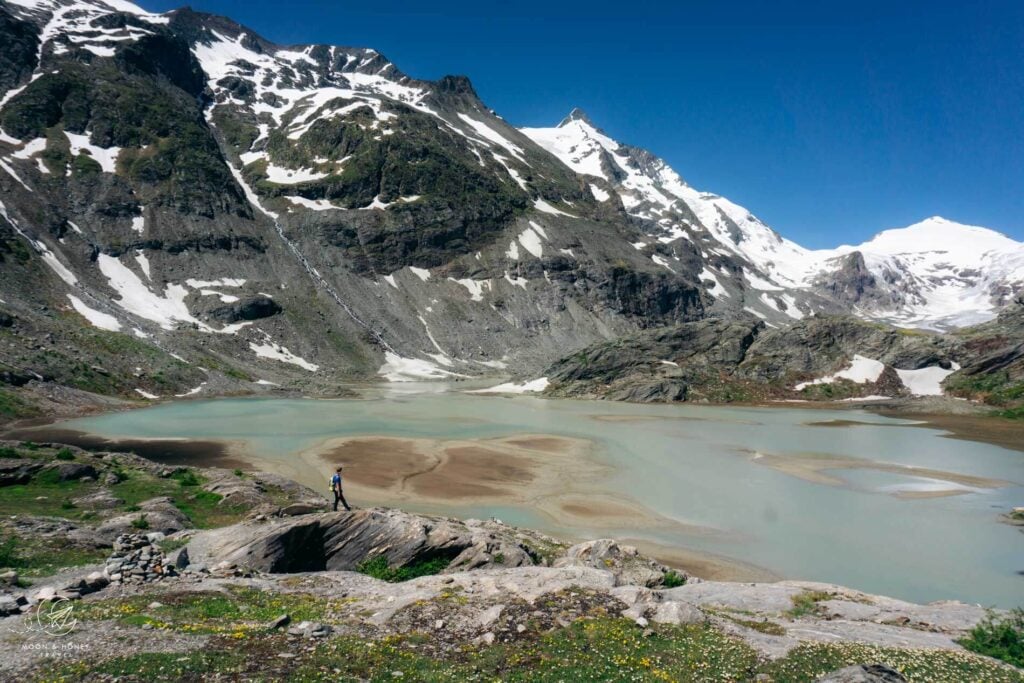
[811,217,1024,329]
[0,0,705,397]
[521,111,1024,330]
[0,0,1019,414]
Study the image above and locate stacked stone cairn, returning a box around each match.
[104,534,176,585]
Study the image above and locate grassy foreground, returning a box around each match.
[3,445,1022,681]
[0,442,291,577]
[43,588,1024,683]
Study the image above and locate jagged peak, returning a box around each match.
[558,107,598,129]
[434,74,478,97]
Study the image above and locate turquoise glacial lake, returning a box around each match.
[48,387,1024,607]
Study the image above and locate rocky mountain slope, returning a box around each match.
[0,0,1021,418]
[522,112,1024,331]
[1,442,1020,681]
[541,297,1024,409]
[0,0,706,405]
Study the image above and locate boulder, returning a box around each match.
[200,470,327,513]
[0,458,41,486]
[287,620,331,638]
[32,586,57,602]
[95,497,190,541]
[0,594,20,616]
[51,463,98,482]
[280,502,324,516]
[651,601,704,625]
[73,490,124,509]
[553,539,682,587]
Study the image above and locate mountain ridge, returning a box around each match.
[0,0,1020,417]
[522,111,1024,331]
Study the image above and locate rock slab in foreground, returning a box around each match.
[184,508,549,574]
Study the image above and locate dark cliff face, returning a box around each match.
[542,313,985,404]
[0,0,718,401]
[944,298,1024,408]
[0,5,38,95]
[811,252,878,305]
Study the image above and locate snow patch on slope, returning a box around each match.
[249,340,319,371]
[468,377,549,394]
[67,294,120,331]
[794,355,885,391]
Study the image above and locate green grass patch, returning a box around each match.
[0,461,251,532]
[0,472,90,518]
[155,537,189,554]
[722,614,787,636]
[0,388,40,419]
[171,469,200,487]
[764,641,1024,682]
[787,590,832,618]
[994,405,1024,420]
[662,569,687,588]
[799,380,863,401]
[47,649,247,681]
[946,371,1024,409]
[48,618,762,682]
[959,608,1024,668]
[356,554,451,583]
[0,534,107,576]
[40,612,1024,683]
[73,586,349,635]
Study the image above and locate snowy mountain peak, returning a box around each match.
[4,0,158,18]
[858,216,1021,257]
[558,107,598,128]
[522,111,1024,330]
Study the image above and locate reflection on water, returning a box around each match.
[42,387,1024,607]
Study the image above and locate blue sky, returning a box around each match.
[142,0,1024,247]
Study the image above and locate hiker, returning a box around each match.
[330,466,351,512]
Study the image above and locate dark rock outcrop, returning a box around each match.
[544,314,963,403]
[184,508,545,574]
[51,462,98,482]
[208,296,282,323]
[0,458,41,486]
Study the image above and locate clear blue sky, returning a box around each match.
[141,0,1024,248]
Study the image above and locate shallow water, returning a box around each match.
[49,388,1024,606]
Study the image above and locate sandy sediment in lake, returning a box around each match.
[295,432,772,580]
[618,537,781,583]
[879,412,1024,454]
[742,448,1012,498]
[298,433,720,535]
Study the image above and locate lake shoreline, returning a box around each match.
[4,383,1022,453]
[5,389,1022,606]
[0,424,776,583]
